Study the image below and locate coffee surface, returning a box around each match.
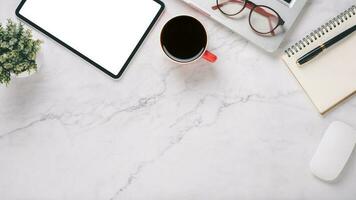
[161,16,207,63]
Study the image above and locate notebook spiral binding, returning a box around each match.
[285,5,356,57]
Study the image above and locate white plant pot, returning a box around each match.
[14,67,39,78]
[11,56,41,78]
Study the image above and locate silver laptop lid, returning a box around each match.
[181,0,308,52]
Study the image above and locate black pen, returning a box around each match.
[297,25,356,66]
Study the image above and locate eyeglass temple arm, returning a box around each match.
[212,0,278,19]
[268,16,276,36]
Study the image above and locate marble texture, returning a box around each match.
[1,0,356,199]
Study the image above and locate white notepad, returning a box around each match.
[282,5,356,114]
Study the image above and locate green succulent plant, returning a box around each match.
[0,19,41,85]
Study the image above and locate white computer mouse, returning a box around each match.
[310,121,356,181]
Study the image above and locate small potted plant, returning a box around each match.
[0,19,42,85]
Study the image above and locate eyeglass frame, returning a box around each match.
[212,0,285,35]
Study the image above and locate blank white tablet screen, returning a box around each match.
[19,0,162,76]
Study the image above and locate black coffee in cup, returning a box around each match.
[160,16,208,63]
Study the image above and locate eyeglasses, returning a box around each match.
[212,0,285,35]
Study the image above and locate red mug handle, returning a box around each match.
[203,50,218,63]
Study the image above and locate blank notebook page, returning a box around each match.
[19,0,162,75]
[282,6,356,114]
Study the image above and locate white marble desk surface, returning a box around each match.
[1,0,356,199]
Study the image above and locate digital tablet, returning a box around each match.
[16,0,165,79]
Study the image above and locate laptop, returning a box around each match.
[179,0,308,53]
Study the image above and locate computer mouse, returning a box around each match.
[310,121,356,181]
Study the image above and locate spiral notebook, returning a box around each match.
[282,5,356,114]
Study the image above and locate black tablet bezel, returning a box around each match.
[15,0,165,79]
